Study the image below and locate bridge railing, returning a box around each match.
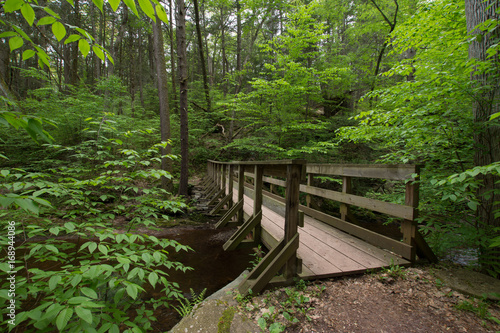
[202,159,436,294]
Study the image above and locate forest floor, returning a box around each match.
[233,265,500,333]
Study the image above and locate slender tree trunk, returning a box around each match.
[137,28,145,111]
[168,0,178,111]
[220,6,227,97]
[193,0,211,112]
[152,12,173,192]
[176,0,189,196]
[465,0,500,229]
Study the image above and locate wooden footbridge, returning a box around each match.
[200,160,437,296]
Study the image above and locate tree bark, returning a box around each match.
[176,0,189,196]
[152,12,173,192]
[168,0,178,112]
[465,0,500,228]
[193,0,211,112]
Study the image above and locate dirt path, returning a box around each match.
[236,266,500,333]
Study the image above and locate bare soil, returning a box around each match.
[236,266,500,333]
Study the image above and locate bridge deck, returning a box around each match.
[233,188,410,279]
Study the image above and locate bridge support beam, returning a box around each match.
[238,233,300,296]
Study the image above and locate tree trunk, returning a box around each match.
[176,0,189,196]
[152,12,173,193]
[465,0,500,226]
[193,0,211,112]
[168,0,177,111]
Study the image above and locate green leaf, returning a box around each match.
[21,3,35,26]
[64,34,82,44]
[126,283,138,299]
[106,52,115,65]
[467,201,478,211]
[78,39,90,58]
[66,0,74,6]
[155,4,168,24]
[56,308,73,331]
[490,112,500,121]
[52,22,67,41]
[123,0,139,16]
[15,198,39,214]
[22,49,36,60]
[45,244,59,253]
[49,275,62,290]
[92,0,104,12]
[44,7,61,19]
[138,0,155,21]
[81,287,98,299]
[75,306,92,324]
[98,244,108,255]
[37,16,57,26]
[258,317,267,330]
[75,28,94,41]
[4,0,24,13]
[68,296,91,304]
[92,45,105,61]
[0,31,18,38]
[88,242,97,253]
[108,0,121,12]
[148,272,158,288]
[9,36,23,52]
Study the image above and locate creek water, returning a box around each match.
[16,224,253,332]
[136,224,253,331]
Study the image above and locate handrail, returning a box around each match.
[205,159,437,288]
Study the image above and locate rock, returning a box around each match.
[434,268,500,301]
[170,271,260,333]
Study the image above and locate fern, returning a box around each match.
[174,288,207,317]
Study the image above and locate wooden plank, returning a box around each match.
[208,188,225,206]
[238,165,245,225]
[403,170,420,262]
[299,204,412,259]
[212,159,306,166]
[306,164,418,180]
[210,192,233,215]
[238,233,300,296]
[300,184,415,220]
[215,199,243,229]
[302,216,409,267]
[240,183,412,260]
[262,176,287,188]
[415,230,438,263]
[203,181,217,195]
[284,163,301,279]
[227,165,234,209]
[254,166,263,244]
[223,211,262,251]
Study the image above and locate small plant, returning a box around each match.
[248,245,265,270]
[455,297,500,324]
[257,306,286,333]
[379,261,407,281]
[174,288,207,317]
[234,289,254,304]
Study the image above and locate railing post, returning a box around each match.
[228,164,234,209]
[284,162,302,279]
[402,166,420,262]
[221,164,226,191]
[253,165,263,243]
[340,176,352,221]
[306,173,313,208]
[237,164,245,225]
